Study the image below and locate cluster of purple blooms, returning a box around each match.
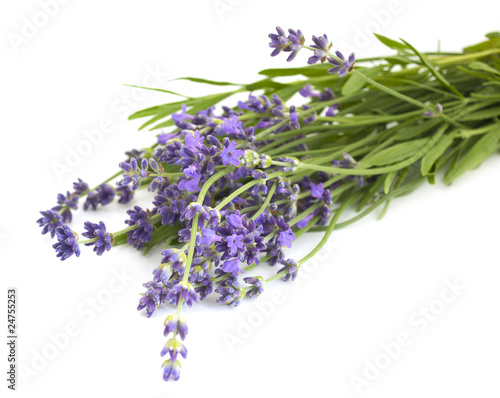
[269,26,356,77]
[38,26,369,382]
[38,87,358,380]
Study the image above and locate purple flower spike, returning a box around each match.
[37,209,63,238]
[162,359,181,381]
[268,27,304,61]
[83,183,115,211]
[216,279,243,306]
[118,157,151,191]
[116,185,134,204]
[289,106,300,129]
[308,34,331,64]
[163,315,188,340]
[286,28,305,62]
[167,282,199,307]
[72,178,89,195]
[125,206,154,249]
[268,26,290,57]
[137,282,164,318]
[161,338,188,361]
[54,191,79,223]
[82,221,113,256]
[278,258,299,282]
[52,225,80,261]
[244,276,264,299]
[327,52,356,77]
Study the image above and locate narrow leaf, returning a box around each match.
[468,61,500,76]
[361,138,430,168]
[444,125,500,184]
[174,77,240,86]
[401,39,464,98]
[124,84,189,98]
[374,34,409,52]
[421,129,456,175]
[384,170,398,194]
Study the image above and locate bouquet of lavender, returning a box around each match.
[38,28,500,381]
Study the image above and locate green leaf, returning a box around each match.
[444,125,500,184]
[468,61,500,76]
[464,37,500,53]
[341,72,366,96]
[421,129,456,175]
[384,170,398,194]
[174,77,240,86]
[459,107,500,121]
[128,101,185,120]
[352,70,430,111]
[340,66,384,96]
[139,110,174,131]
[245,79,288,91]
[123,84,189,98]
[356,176,384,212]
[486,32,500,39]
[361,138,430,168]
[401,39,464,98]
[374,34,409,52]
[395,119,441,141]
[258,65,328,77]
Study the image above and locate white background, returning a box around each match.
[1,0,500,397]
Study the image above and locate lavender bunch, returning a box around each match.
[38,28,500,381]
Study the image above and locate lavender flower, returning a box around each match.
[216,279,243,306]
[268,26,290,57]
[163,315,188,339]
[328,52,356,77]
[37,210,63,238]
[167,282,199,307]
[308,34,331,64]
[161,248,187,273]
[116,185,134,204]
[268,27,304,62]
[72,178,89,195]
[221,140,244,167]
[118,157,150,191]
[161,338,187,362]
[161,359,181,381]
[244,276,264,299]
[52,225,80,261]
[125,206,154,249]
[138,281,167,317]
[82,221,113,256]
[53,191,78,223]
[83,183,115,210]
[278,258,299,282]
